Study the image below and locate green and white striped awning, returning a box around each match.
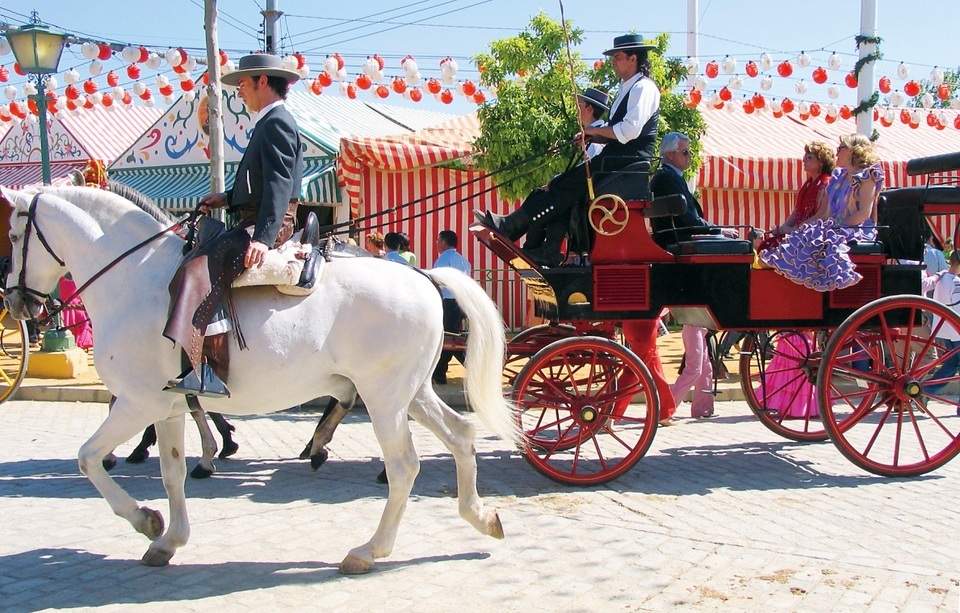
[110,157,339,211]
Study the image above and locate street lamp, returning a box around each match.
[4,22,67,185]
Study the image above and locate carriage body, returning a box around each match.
[471,153,960,484]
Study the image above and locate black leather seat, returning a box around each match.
[847,240,884,255]
[592,161,651,201]
[664,235,754,256]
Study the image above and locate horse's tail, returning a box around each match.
[423,267,521,447]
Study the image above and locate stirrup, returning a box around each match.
[164,362,231,398]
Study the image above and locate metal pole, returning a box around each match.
[686,0,698,87]
[856,0,878,137]
[34,89,51,185]
[262,0,282,54]
[205,0,225,194]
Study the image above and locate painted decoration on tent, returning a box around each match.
[0,118,86,164]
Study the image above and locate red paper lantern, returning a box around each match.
[772,110,783,119]
[126,64,141,80]
[139,88,152,101]
[910,120,919,130]
[812,67,828,84]
[220,50,229,66]
[938,83,951,101]
[293,53,306,69]
[0,65,8,82]
[65,84,80,100]
[356,74,372,90]
[927,112,938,127]
[689,88,702,105]
[102,93,114,107]
[719,86,732,101]
[159,84,174,96]
[66,99,77,111]
[839,105,852,120]
[172,63,186,75]
[98,43,112,61]
[122,92,132,105]
[372,54,385,71]
[878,76,891,94]
[318,72,333,87]
[47,99,58,114]
[593,60,603,71]
[346,83,358,99]
[473,90,486,104]
[138,46,149,63]
[376,85,389,99]
[9,101,24,118]
[461,80,477,96]
[777,61,793,78]
[440,89,454,104]
[781,98,795,113]
[426,78,442,95]
[825,114,837,124]
[799,112,810,121]
[107,71,119,87]
[742,99,755,114]
[392,77,407,94]
[809,102,821,117]
[704,60,719,79]
[751,93,766,109]
[744,61,758,78]
[955,115,960,130]
[904,80,921,97]
[310,79,322,95]
[713,101,724,110]
[409,87,423,102]
[879,115,892,127]
[83,79,98,95]
[845,72,858,88]
[13,62,25,76]
[27,98,38,116]
[937,121,946,131]
[900,109,912,124]
[181,79,195,92]
[202,73,209,86]
[83,98,94,109]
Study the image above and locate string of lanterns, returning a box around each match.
[0,36,490,125]
[683,47,960,130]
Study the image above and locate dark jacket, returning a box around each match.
[649,166,716,245]
[227,104,304,246]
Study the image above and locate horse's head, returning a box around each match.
[0,187,69,320]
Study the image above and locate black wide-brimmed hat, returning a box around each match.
[222,53,301,87]
[576,87,610,111]
[602,33,655,56]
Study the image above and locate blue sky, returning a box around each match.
[2,1,958,115]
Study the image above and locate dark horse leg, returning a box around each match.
[125,425,157,464]
[209,412,238,458]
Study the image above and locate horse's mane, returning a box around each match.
[104,181,175,225]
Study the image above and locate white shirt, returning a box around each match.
[253,100,285,125]
[585,119,606,159]
[608,73,660,145]
[922,271,960,341]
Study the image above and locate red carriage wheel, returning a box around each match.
[0,292,30,405]
[739,330,829,442]
[512,336,659,485]
[503,324,578,386]
[818,296,960,477]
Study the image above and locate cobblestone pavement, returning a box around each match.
[0,400,958,612]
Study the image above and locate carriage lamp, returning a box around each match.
[4,19,67,186]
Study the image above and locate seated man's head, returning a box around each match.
[659,132,692,172]
[384,232,402,252]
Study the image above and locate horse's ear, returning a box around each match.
[0,186,14,210]
[68,169,85,186]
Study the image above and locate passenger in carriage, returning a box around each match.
[760,138,884,292]
[163,54,316,396]
[364,231,386,257]
[648,132,738,246]
[477,34,661,267]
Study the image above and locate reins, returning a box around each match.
[11,192,196,327]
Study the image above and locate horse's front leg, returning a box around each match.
[77,398,170,543]
[142,414,189,566]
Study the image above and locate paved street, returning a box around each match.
[0,399,958,611]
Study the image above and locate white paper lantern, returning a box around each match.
[55,96,68,111]
[794,79,807,95]
[372,69,384,83]
[771,99,782,113]
[402,89,411,100]
[760,75,773,91]
[177,71,191,82]
[147,53,162,70]
[121,46,140,63]
[81,42,99,60]
[165,48,183,67]
[0,40,9,56]
[897,62,910,79]
[827,84,840,99]
[826,103,839,118]
[90,92,103,105]
[910,109,921,124]
[931,67,945,86]
[728,75,743,90]
[183,57,197,73]
[693,75,707,91]
[64,68,81,85]
[44,76,58,92]
[4,85,16,100]
[89,60,103,76]
[155,75,170,88]
[163,95,175,105]
[685,57,698,74]
[23,82,37,96]
[759,52,772,71]
[133,81,147,96]
[362,57,377,77]
[441,73,455,86]
[889,90,906,107]
[951,98,960,110]
[298,65,311,79]
[725,99,737,112]
[408,72,422,86]
[144,98,154,107]
[921,92,935,108]
[112,86,125,98]
[283,55,299,71]
[884,107,895,123]
[184,90,196,102]
[796,51,811,68]
[339,82,348,95]
[828,52,842,70]
[798,100,810,115]
[223,60,236,76]
[336,68,347,82]
[24,113,37,126]
[323,57,338,74]
[710,92,723,108]
[721,55,736,74]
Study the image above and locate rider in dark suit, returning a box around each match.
[164,54,314,396]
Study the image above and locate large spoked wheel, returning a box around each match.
[818,296,960,477]
[503,324,578,386]
[0,294,29,405]
[513,336,659,485]
[740,330,829,442]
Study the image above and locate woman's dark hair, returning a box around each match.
[398,232,411,251]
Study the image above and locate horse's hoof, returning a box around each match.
[218,441,239,459]
[299,443,313,460]
[102,454,118,471]
[310,448,329,471]
[488,510,504,539]
[135,506,164,540]
[190,464,214,479]
[141,546,175,567]
[339,553,373,575]
[125,448,149,464]
[376,468,388,484]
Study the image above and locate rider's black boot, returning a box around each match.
[474,187,558,242]
[522,217,565,267]
[297,211,322,289]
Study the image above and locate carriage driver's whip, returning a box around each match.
[558,0,595,203]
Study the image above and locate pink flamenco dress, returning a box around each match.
[757,332,817,418]
[59,277,94,350]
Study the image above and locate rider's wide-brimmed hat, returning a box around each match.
[576,87,610,111]
[602,33,656,56]
[221,53,300,87]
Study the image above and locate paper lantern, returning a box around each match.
[376,84,389,99]
[64,68,80,85]
[122,91,132,105]
[759,75,773,91]
[89,60,103,76]
[689,88,702,105]
[685,57,698,74]
[102,93,113,107]
[346,83,357,99]
[826,114,837,124]
[310,79,322,95]
[3,85,15,100]
[844,72,858,88]
[794,79,807,95]
[65,84,80,100]
[758,52,773,71]
[81,41,99,59]
[704,60,719,79]
[97,43,112,61]
[409,87,423,102]
[0,65,7,83]
[742,99,755,114]
[751,93,765,109]
[777,61,793,78]
[127,64,141,80]
[159,84,174,97]
[812,67,828,84]
[83,79,98,95]
[781,98,795,113]
[827,84,840,99]
[826,103,839,118]
[426,78,442,95]
[938,83,952,101]
[921,92,934,108]
[898,62,910,79]
[106,71,119,87]
[461,80,476,96]
[318,72,333,87]
[744,61,758,78]
[796,51,811,68]
[721,55,736,74]
[809,102,821,117]
[926,112,938,127]
[828,52,842,70]
[44,75,57,92]
[728,75,742,90]
[954,115,960,130]
[473,91,486,104]
[693,76,707,91]
[180,79,195,92]
[889,90,906,107]
[900,108,911,124]
[931,66,945,86]
[839,105,852,120]
[904,80,921,97]
[878,114,892,127]
[146,53,162,70]
[718,86,732,101]
[356,74,372,90]
[440,89,454,104]
[878,76,891,94]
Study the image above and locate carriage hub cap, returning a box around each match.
[578,405,599,423]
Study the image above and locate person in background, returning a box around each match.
[922,250,960,416]
[59,275,94,350]
[924,234,948,278]
[398,232,418,268]
[620,320,678,426]
[670,324,715,419]
[431,230,472,384]
[383,232,408,265]
[365,231,385,256]
[943,237,954,261]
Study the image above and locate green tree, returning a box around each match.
[906,66,960,109]
[472,13,706,200]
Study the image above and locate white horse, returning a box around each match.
[0,185,519,574]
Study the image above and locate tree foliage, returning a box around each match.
[472,13,706,199]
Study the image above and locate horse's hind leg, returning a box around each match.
[407,385,503,539]
[339,396,420,575]
[125,425,156,464]
[300,397,349,470]
[187,399,217,479]
[209,412,238,458]
[142,414,189,566]
[78,397,171,543]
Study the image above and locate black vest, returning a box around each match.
[598,75,658,161]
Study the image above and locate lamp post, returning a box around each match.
[4,19,67,185]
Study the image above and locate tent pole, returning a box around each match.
[205,0,225,195]
[856,0,878,138]
[686,0,698,88]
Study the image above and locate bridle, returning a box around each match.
[6,192,193,326]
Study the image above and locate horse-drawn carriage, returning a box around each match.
[469,152,960,485]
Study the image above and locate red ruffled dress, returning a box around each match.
[758,172,831,252]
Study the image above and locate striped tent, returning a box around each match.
[699,110,960,239]
[338,113,528,328]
